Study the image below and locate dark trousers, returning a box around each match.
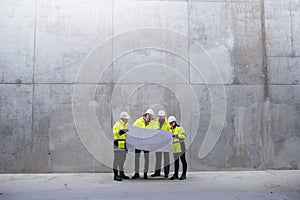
[154,152,170,175]
[113,150,127,172]
[173,152,187,176]
[135,149,149,173]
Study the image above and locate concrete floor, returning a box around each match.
[0,171,299,200]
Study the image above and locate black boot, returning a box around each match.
[179,174,186,180]
[151,170,161,177]
[144,172,148,179]
[113,169,122,181]
[164,165,170,178]
[132,173,140,179]
[119,171,129,179]
[170,174,178,180]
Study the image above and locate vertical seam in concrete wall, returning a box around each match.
[32,0,37,84]
[260,0,269,100]
[112,0,114,118]
[188,0,191,85]
[112,0,114,85]
[30,0,37,172]
[289,0,295,56]
[188,0,192,171]
[111,0,115,158]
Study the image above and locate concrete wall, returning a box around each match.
[0,0,299,173]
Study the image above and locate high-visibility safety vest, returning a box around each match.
[170,125,186,153]
[133,117,159,130]
[113,119,128,150]
[156,118,170,131]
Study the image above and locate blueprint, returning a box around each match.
[126,125,173,152]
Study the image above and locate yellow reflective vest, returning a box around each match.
[156,118,170,131]
[170,125,186,153]
[113,119,128,150]
[133,117,159,130]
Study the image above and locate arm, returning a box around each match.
[113,124,120,138]
[118,129,126,135]
[178,127,186,139]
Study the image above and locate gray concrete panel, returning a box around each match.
[190,2,264,85]
[0,85,32,172]
[268,57,300,85]
[265,0,293,57]
[0,0,35,84]
[269,85,300,169]
[32,84,111,172]
[113,0,188,35]
[35,0,113,84]
[113,1,189,84]
[189,2,233,84]
[190,85,265,171]
[291,0,300,56]
[112,50,190,84]
[228,2,264,84]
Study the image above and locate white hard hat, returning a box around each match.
[168,116,176,123]
[158,110,166,117]
[120,111,130,119]
[144,108,154,116]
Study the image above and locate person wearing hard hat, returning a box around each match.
[168,116,187,180]
[151,110,171,178]
[132,108,158,179]
[112,111,131,181]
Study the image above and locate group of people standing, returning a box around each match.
[112,108,187,181]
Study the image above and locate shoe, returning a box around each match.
[170,175,178,180]
[164,174,169,178]
[144,173,148,179]
[132,173,140,179]
[113,169,122,181]
[114,176,122,181]
[151,173,161,177]
[179,175,186,180]
[119,172,129,179]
